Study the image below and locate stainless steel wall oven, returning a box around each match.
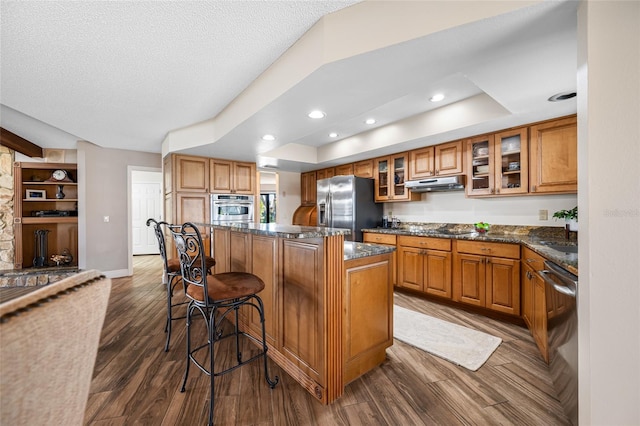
[210,194,254,223]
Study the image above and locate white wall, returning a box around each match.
[386,192,577,227]
[273,170,301,225]
[578,1,640,424]
[77,141,161,277]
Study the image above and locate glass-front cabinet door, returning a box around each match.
[466,128,528,197]
[467,135,494,196]
[375,152,418,202]
[374,157,389,201]
[494,128,528,195]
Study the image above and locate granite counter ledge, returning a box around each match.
[344,241,396,261]
[362,224,578,274]
[195,222,351,239]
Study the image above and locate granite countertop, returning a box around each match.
[196,222,351,239]
[362,223,578,275]
[344,241,396,261]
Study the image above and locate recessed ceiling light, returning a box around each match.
[548,91,577,102]
[329,132,339,138]
[308,110,326,119]
[262,134,276,141]
[365,118,376,125]
[430,93,445,102]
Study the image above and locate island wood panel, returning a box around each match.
[323,234,345,404]
[281,239,325,392]
[212,228,230,273]
[229,231,251,272]
[343,253,392,384]
[249,235,279,347]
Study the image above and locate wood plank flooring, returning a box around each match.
[84,255,570,425]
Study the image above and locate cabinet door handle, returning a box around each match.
[526,258,537,263]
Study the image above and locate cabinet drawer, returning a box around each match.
[398,235,451,251]
[455,240,519,259]
[521,246,546,271]
[363,233,397,246]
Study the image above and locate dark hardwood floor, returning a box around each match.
[84,255,570,425]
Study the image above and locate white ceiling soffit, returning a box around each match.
[0,0,361,152]
[175,0,578,171]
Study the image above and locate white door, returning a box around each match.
[132,182,161,255]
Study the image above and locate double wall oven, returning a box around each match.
[210,194,254,224]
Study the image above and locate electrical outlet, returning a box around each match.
[538,209,548,221]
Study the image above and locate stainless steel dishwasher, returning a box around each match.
[539,260,578,425]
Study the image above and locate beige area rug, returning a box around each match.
[393,305,502,371]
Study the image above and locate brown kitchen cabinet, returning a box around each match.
[13,162,79,269]
[521,246,548,361]
[300,171,317,206]
[397,235,452,299]
[466,127,528,197]
[210,159,256,194]
[172,154,210,192]
[453,240,520,315]
[363,232,397,285]
[353,160,374,178]
[529,115,577,194]
[374,152,419,202]
[315,167,335,181]
[334,163,354,176]
[408,140,463,180]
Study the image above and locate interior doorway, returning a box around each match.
[131,170,162,255]
[259,171,277,223]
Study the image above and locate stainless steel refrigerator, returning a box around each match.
[317,175,382,242]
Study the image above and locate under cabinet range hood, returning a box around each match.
[404,175,465,192]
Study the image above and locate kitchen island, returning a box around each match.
[198,222,395,404]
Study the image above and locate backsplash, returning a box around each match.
[383,191,577,227]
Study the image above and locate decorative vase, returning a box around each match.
[55,185,66,199]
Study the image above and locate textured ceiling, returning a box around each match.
[1,0,578,173]
[0,0,360,153]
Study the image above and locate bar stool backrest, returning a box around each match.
[170,222,210,305]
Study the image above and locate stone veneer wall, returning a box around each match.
[0,147,14,269]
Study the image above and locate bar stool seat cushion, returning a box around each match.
[186,272,265,303]
[167,256,216,274]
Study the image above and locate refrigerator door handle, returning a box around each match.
[326,193,332,227]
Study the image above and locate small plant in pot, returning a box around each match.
[553,206,578,231]
[474,222,490,234]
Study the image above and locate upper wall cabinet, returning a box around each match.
[466,127,529,197]
[300,171,317,206]
[374,152,420,202]
[210,159,256,194]
[353,160,374,178]
[409,140,463,180]
[529,116,577,194]
[334,163,354,176]
[173,155,210,192]
[315,167,335,181]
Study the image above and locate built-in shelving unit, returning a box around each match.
[13,162,78,269]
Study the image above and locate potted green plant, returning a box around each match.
[553,206,578,231]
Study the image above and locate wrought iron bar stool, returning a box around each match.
[169,222,278,426]
[146,218,215,351]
